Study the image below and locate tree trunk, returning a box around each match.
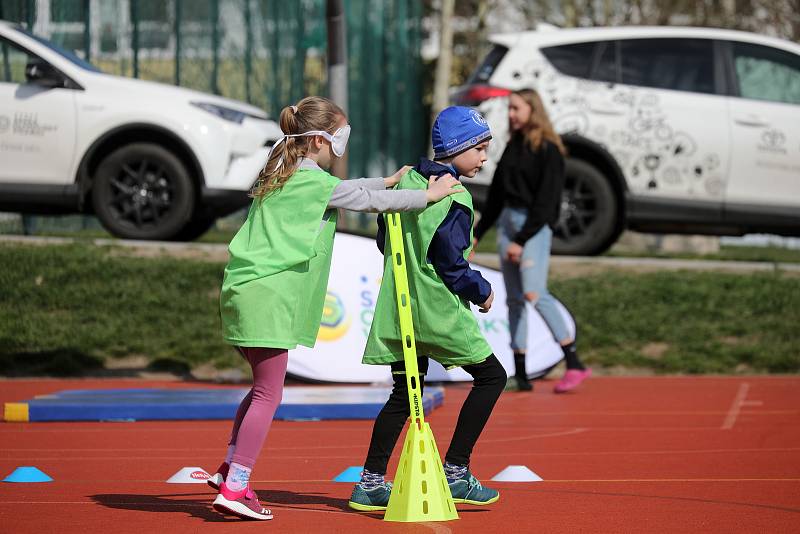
[603,0,614,25]
[563,0,578,27]
[326,0,348,182]
[432,0,455,121]
[792,0,800,40]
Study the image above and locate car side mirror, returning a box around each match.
[25,59,65,88]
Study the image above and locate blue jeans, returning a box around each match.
[497,207,571,351]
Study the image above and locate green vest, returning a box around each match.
[363,169,493,368]
[220,169,340,349]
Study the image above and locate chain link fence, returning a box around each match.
[0,0,426,235]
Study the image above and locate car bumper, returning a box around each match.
[218,147,271,191]
[198,146,268,217]
[200,186,251,217]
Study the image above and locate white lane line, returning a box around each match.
[421,522,453,534]
[480,428,587,443]
[1,478,798,504]
[7,446,800,462]
[0,501,358,515]
[721,383,750,430]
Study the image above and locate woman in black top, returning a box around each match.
[473,88,590,393]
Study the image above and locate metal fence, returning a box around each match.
[0,0,426,233]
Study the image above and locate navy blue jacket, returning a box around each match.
[377,158,492,305]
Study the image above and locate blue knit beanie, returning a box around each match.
[431,106,492,160]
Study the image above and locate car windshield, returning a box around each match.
[466,45,508,84]
[14,26,102,73]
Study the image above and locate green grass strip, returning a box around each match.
[1,243,797,376]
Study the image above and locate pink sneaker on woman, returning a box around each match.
[207,462,229,491]
[212,482,273,520]
[554,368,592,393]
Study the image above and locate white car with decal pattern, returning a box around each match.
[453,25,800,254]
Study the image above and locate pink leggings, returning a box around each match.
[228,347,288,469]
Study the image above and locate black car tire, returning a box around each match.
[92,143,195,240]
[173,215,217,241]
[552,158,620,255]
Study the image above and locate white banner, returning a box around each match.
[289,232,575,383]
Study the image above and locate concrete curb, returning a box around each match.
[2,235,798,273]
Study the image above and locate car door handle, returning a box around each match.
[734,117,770,127]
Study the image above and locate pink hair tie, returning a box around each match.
[290,105,298,113]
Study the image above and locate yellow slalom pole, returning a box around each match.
[383,212,425,427]
[382,212,458,523]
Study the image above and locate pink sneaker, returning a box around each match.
[207,461,229,491]
[554,368,592,393]
[212,482,273,520]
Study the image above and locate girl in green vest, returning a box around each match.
[349,106,507,512]
[209,96,463,521]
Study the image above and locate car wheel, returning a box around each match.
[92,143,195,240]
[552,158,620,256]
[173,215,217,241]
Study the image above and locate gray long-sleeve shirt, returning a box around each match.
[298,158,426,212]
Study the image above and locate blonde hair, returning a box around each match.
[511,89,566,156]
[250,96,346,199]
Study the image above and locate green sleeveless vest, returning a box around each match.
[220,169,340,349]
[363,169,493,368]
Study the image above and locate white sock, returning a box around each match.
[226,462,251,492]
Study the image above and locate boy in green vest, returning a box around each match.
[349,107,507,511]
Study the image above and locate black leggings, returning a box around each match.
[364,354,507,473]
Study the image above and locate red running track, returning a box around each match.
[1,376,798,533]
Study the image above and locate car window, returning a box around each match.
[732,41,800,105]
[467,45,508,85]
[0,37,34,84]
[13,26,101,73]
[541,42,596,78]
[620,38,715,94]
[591,41,618,83]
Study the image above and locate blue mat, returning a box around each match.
[5,386,444,422]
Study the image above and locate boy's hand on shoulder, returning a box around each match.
[385,165,413,188]
[478,290,494,313]
[426,174,465,203]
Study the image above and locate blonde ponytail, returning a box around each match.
[251,96,346,199]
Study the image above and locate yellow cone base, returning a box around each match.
[383,422,459,522]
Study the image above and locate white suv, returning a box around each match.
[453,26,800,255]
[0,22,281,240]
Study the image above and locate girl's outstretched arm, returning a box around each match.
[327,174,463,212]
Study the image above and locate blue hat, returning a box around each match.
[431,106,492,160]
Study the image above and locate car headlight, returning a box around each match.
[191,102,249,124]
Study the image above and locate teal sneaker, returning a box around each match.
[348,481,393,511]
[448,472,499,505]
